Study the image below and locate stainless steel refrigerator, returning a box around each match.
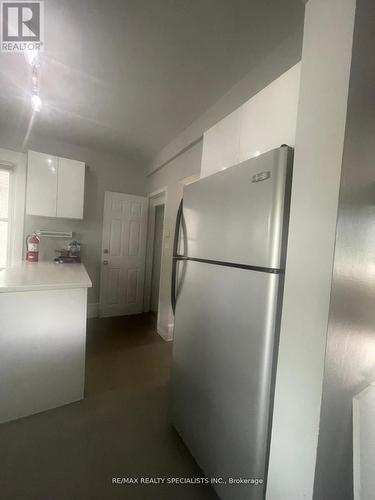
[171,146,293,500]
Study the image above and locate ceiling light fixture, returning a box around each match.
[31,94,42,112]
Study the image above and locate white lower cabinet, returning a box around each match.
[26,150,85,219]
[0,287,88,423]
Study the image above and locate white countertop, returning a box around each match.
[0,262,92,293]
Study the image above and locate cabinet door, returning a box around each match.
[26,151,58,217]
[56,158,85,219]
[239,63,300,162]
[200,106,242,178]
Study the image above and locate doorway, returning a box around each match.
[150,204,165,314]
[144,188,167,326]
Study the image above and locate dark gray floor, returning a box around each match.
[0,313,218,500]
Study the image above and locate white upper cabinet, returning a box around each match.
[200,63,301,178]
[201,106,242,178]
[26,151,85,219]
[26,151,58,217]
[239,63,300,162]
[57,158,85,219]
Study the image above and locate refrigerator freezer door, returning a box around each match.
[172,260,281,500]
[183,146,292,270]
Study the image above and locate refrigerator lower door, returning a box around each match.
[172,260,281,500]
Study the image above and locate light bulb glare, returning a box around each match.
[25,49,39,66]
[31,94,42,112]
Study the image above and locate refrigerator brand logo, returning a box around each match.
[252,171,271,183]
[1,1,44,52]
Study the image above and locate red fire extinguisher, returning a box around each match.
[26,233,40,262]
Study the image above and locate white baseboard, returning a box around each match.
[157,322,174,341]
[87,302,99,318]
[157,327,170,341]
[168,322,174,339]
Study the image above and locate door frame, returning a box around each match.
[143,187,167,314]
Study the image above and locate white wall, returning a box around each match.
[0,134,146,306]
[201,63,301,177]
[266,1,356,499]
[146,140,202,340]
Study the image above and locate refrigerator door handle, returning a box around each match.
[171,199,184,314]
[172,257,188,315]
[171,257,178,314]
[172,199,184,257]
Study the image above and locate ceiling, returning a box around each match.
[0,0,304,162]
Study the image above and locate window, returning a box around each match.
[0,169,11,268]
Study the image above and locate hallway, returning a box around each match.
[0,314,218,500]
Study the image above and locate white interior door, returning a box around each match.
[99,191,148,317]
